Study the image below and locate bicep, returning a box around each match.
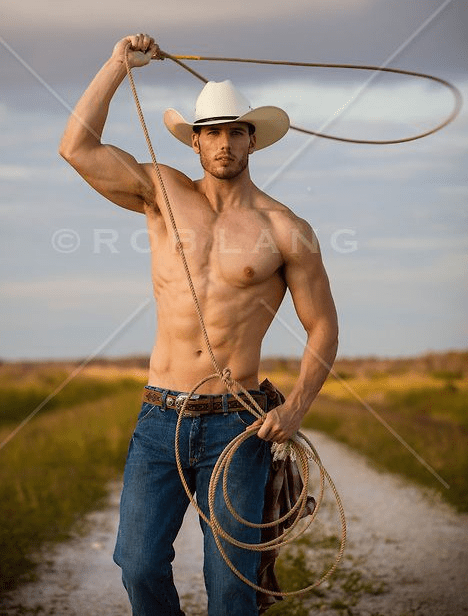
[284,246,337,335]
[69,143,154,213]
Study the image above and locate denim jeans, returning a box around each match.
[113,386,272,616]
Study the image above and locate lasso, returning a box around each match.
[123,44,460,597]
[158,51,462,145]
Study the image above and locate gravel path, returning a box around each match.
[3,430,468,616]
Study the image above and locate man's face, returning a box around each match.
[191,122,256,180]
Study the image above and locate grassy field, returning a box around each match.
[0,351,466,599]
[0,361,146,594]
[263,351,468,513]
[262,352,468,614]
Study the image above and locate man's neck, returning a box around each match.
[197,170,256,213]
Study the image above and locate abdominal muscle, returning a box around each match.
[148,338,261,394]
[147,271,286,394]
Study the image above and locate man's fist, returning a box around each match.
[252,404,303,444]
[112,34,162,68]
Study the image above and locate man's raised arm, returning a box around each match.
[59,34,161,213]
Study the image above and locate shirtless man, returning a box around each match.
[59,34,338,616]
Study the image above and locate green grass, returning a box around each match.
[265,528,387,615]
[264,364,468,512]
[303,384,468,512]
[384,383,468,427]
[0,372,138,426]
[0,371,143,595]
[2,356,467,603]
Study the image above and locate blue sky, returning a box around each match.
[1,0,467,361]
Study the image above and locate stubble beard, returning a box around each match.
[199,148,249,180]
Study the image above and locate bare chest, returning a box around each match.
[150,208,283,288]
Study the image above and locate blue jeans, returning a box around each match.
[113,386,272,616]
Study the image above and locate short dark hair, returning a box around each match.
[193,122,255,135]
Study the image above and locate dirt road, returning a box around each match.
[3,430,468,615]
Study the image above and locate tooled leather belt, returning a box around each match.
[142,388,266,417]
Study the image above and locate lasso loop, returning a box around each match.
[124,42,349,597]
[158,50,462,145]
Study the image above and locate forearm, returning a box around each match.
[59,34,159,162]
[59,57,126,160]
[255,317,338,444]
[285,320,339,417]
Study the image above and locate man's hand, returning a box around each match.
[112,34,162,68]
[252,404,304,444]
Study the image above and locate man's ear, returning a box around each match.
[248,133,256,154]
[192,132,200,154]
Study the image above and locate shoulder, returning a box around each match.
[142,162,195,191]
[255,191,319,261]
[140,162,197,214]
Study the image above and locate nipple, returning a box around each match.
[244,266,255,278]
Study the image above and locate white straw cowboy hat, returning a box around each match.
[164,80,290,150]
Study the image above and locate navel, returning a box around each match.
[244,266,255,278]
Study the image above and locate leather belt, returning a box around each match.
[142,388,266,417]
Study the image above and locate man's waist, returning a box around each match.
[148,345,262,395]
[143,385,267,417]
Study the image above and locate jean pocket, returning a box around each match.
[137,402,158,423]
[233,410,258,427]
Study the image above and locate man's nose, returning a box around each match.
[218,131,231,149]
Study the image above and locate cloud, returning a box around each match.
[0,165,31,180]
[0,163,71,182]
[1,0,466,361]
[439,185,468,200]
[330,157,453,181]
[1,276,151,309]
[252,77,458,121]
[139,76,461,128]
[3,0,374,29]
[330,250,468,286]
[365,235,468,252]
[2,0,466,99]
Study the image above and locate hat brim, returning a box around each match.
[164,106,289,150]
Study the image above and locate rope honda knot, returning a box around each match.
[221,367,233,386]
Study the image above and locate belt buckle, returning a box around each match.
[175,394,190,413]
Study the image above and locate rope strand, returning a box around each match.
[125,49,222,377]
[160,51,462,145]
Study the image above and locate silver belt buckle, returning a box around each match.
[175,394,189,413]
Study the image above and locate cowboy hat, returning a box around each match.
[163,80,290,150]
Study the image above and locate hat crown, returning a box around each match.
[194,80,252,123]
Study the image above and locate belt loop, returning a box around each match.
[222,393,229,416]
[161,389,168,412]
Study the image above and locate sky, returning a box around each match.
[1,0,467,362]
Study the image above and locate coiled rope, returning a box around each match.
[159,51,462,145]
